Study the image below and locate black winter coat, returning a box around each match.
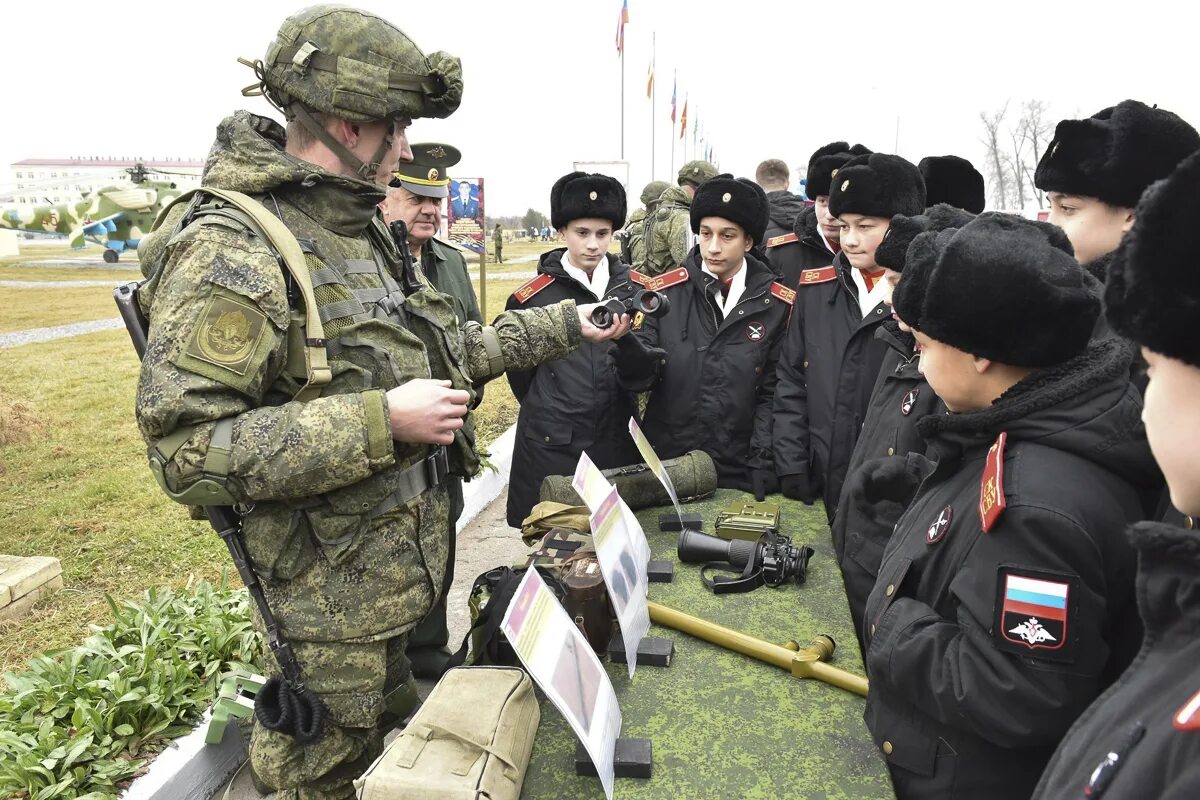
[771,250,890,517]
[504,251,641,526]
[619,248,792,490]
[862,339,1158,800]
[763,203,838,289]
[1032,521,1200,800]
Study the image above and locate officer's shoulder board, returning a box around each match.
[512,273,555,304]
[769,282,796,305]
[798,266,838,286]
[979,432,1008,533]
[631,267,689,292]
[766,232,798,249]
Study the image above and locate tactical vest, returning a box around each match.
[144,188,482,641]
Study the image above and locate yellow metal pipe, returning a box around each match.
[648,601,868,697]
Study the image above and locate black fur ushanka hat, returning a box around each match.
[550,172,627,230]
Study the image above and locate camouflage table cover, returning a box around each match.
[520,490,895,799]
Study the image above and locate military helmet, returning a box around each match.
[677,160,718,189]
[245,4,463,123]
[640,180,671,206]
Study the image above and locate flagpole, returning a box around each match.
[620,42,625,159]
[650,32,656,178]
[670,70,676,177]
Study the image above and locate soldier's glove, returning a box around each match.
[780,473,818,505]
[613,333,665,389]
[751,469,780,501]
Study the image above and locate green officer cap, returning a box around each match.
[391,142,462,198]
[678,160,718,188]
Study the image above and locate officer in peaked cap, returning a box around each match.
[381,143,482,680]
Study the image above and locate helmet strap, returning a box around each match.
[291,103,391,183]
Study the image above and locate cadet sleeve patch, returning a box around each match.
[992,566,1079,663]
[799,266,838,285]
[769,282,796,305]
[980,432,1008,532]
[171,286,276,394]
[766,232,798,248]
[636,267,689,292]
[512,273,554,304]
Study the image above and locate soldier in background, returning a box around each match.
[623,179,670,269]
[493,223,504,263]
[133,7,629,796]
[380,142,481,679]
[643,159,717,275]
[755,157,807,286]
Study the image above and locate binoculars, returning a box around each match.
[678,528,814,594]
[590,289,671,328]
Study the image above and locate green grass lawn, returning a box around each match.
[0,265,538,677]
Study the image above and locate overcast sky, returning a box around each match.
[3,0,1197,216]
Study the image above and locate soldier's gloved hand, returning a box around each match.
[751,469,780,501]
[385,379,469,445]
[577,303,631,342]
[780,473,818,505]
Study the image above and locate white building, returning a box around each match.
[6,157,203,206]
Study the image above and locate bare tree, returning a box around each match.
[1020,100,1053,208]
[980,102,1010,209]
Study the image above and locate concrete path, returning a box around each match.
[0,318,123,348]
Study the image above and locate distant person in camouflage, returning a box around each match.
[493,223,504,263]
[380,141,480,681]
[623,179,669,269]
[644,159,717,275]
[132,7,629,798]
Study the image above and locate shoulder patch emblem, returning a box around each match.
[632,267,688,292]
[632,311,645,330]
[769,282,796,305]
[993,567,1078,663]
[1173,688,1200,730]
[980,432,1008,533]
[926,505,952,545]
[799,266,838,285]
[513,273,554,304]
[766,232,799,248]
[745,321,766,342]
[186,293,267,374]
[901,388,920,416]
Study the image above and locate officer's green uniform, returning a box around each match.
[644,161,717,275]
[134,9,582,798]
[387,143,484,675]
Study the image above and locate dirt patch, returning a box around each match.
[0,391,42,449]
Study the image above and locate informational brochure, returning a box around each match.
[627,417,683,523]
[572,451,651,567]
[589,485,651,677]
[501,569,621,800]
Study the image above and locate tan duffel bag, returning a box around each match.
[355,666,540,800]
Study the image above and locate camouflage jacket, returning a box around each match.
[135,112,581,643]
[644,185,692,276]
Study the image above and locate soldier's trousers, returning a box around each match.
[250,635,418,800]
[406,477,463,653]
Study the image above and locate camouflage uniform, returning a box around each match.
[644,162,716,276]
[625,179,670,270]
[134,9,581,799]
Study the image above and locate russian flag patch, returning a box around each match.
[993,567,1078,662]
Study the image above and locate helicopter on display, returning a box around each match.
[0,163,196,262]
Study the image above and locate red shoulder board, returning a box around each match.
[766,232,798,248]
[632,267,689,292]
[513,273,554,304]
[979,432,1008,533]
[1173,688,1200,730]
[770,282,796,305]
[798,266,837,285]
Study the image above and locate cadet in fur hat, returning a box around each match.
[771,152,923,517]
[504,173,643,527]
[617,174,795,495]
[918,155,986,214]
[1033,147,1200,800]
[1035,99,1200,280]
[861,213,1157,800]
[787,141,874,273]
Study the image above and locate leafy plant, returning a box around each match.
[0,576,263,800]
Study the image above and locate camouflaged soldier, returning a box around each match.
[643,159,717,275]
[623,179,670,269]
[133,6,628,798]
